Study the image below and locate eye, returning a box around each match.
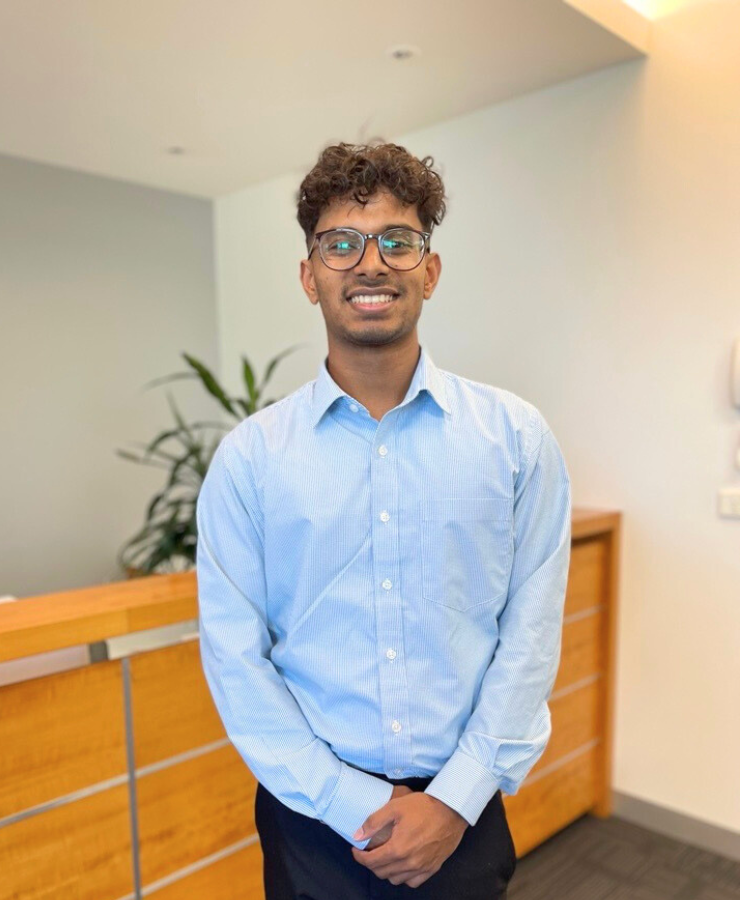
[381,230,419,254]
[321,230,363,255]
[328,239,353,253]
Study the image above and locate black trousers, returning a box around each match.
[254,772,517,900]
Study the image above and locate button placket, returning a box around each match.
[370,425,411,774]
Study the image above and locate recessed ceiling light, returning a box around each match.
[386,44,421,61]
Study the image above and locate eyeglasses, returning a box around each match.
[308,227,432,271]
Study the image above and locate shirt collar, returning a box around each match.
[310,343,451,429]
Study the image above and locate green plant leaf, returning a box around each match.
[182,353,237,416]
[118,343,303,576]
[115,449,172,470]
[241,356,258,412]
[127,441,184,466]
[188,420,231,430]
[141,371,198,391]
[166,393,193,437]
[144,428,190,456]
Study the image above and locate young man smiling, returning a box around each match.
[196,142,572,899]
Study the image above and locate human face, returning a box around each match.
[299,191,441,350]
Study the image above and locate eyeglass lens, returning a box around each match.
[318,229,425,270]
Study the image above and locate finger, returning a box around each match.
[351,841,400,871]
[365,822,393,849]
[384,868,419,886]
[354,805,396,841]
[405,871,434,888]
[373,861,430,884]
[352,846,394,870]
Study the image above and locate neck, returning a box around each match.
[325,336,421,422]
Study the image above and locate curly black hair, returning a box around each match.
[296,141,447,247]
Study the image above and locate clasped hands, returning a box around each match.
[351,784,468,889]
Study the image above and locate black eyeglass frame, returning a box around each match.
[307,226,432,271]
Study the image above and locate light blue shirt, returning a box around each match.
[196,343,571,850]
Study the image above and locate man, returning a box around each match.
[196,141,572,899]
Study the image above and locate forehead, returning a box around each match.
[315,191,423,233]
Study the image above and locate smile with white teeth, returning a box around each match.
[348,294,396,305]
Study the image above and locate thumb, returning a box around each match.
[353,802,396,840]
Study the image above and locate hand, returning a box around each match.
[351,791,468,888]
[364,785,413,850]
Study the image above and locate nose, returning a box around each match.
[354,235,390,277]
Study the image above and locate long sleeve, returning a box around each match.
[424,410,572,825]
[196,434,392,848]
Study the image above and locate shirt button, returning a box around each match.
[378,445,388,456]
[391,720,402,733]
[386,648,397,660]
[382,579,392,590]
[380,510,390,522]
[349,403,359,412]
[394,768,403,776]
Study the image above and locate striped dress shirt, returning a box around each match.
[196,343,572,850]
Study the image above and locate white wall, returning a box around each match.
[0,154,219,597]
[214,2,740,834]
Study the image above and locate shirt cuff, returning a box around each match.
[424,749,502,826]
[321,763,394,849]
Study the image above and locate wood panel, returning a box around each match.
[0,785,133,900]
[553,610,605,692]
[531,677,602,776]
[571,508,620,541]
[147,842,264,900]
[0,571,198,663]
[0,660,126,818]
[504,743,601,858]
[130,640,226,767]
[564,537,607,617]
[137,744,258,888]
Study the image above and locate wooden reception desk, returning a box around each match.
[0,507,620,900]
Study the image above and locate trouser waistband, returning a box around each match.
[347,764,435,791]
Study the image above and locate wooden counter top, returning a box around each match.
[571,507,621,540]
[0,506,620,663]
[0,572,198,663]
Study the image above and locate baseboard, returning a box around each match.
[613,790,740,863]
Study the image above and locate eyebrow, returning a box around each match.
[331,223,420,232]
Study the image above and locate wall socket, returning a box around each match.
[718,487,740,518]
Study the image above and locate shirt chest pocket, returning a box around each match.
[420,496,514,611]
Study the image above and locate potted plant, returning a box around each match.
[116,345,305,577]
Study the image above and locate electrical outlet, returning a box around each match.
[718,487,740,518]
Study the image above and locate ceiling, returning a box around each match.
[0,0,646,198]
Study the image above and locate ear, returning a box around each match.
[423,252,442,299]
[300,257,320,306]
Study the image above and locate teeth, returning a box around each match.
[349,294,395,305]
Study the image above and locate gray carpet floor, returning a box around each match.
[508,815,740,899]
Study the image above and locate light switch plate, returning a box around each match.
[718,487,740,518]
